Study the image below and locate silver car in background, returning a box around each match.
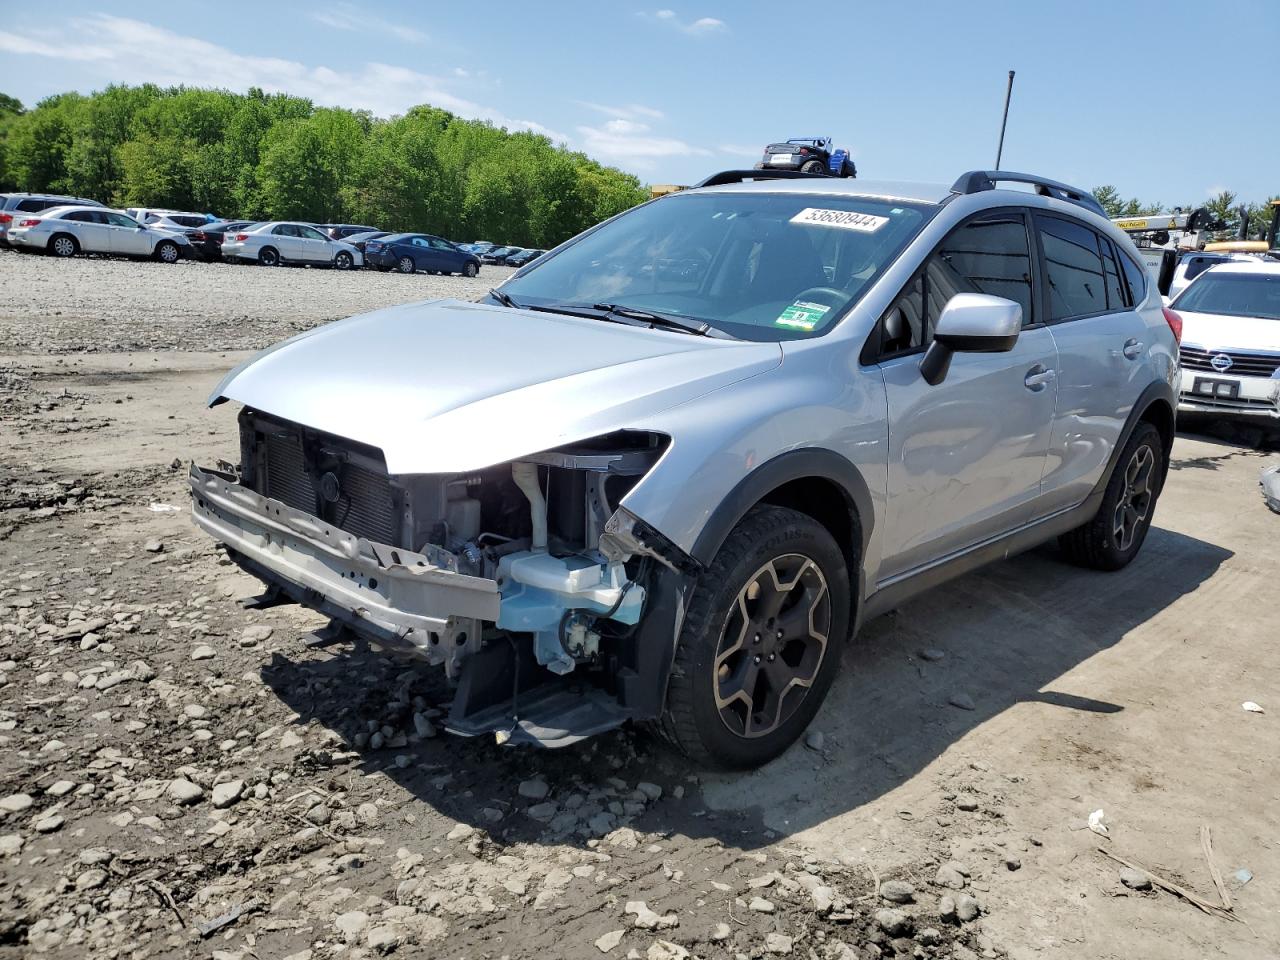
[0,192,104,246]
[7,205,185,262]
[221,221,362,268]
[190,168,1180,769]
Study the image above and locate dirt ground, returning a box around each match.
[1,252,1277,960]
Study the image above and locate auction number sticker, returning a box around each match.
[790,208,889,232]
[775,300,831,331]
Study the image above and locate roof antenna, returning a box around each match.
[994,70,1015,171]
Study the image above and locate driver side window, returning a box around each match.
[876,209,1035,359]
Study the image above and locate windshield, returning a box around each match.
[501,191,930,340]
[1173,271,1280,321]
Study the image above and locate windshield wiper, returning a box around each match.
[592,303,721,337]
[489,288,521,309]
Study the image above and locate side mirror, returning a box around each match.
[920,293,1022,386]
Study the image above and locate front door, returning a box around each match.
[875,209,1059,580]
[297,224,332,263]
[103,212,151,255]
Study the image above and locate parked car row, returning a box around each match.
[460,240,546,267]
[0,192,494,276]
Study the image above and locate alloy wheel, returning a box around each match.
[398,256,414,274]
[158,243,178,263]
[52,237,75,257]
[713,553,831,738]
[1113,445,1154,551]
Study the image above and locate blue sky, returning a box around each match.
[2,1,1277,204]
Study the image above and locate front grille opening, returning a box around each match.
[241,410,401,547]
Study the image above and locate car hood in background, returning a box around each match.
[211,298,782,474]
[1178,310,1280,354]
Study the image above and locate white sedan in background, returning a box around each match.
[7,206,186,262]
[1173,260,1280,422]
[222,222,362,269]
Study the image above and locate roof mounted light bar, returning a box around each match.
[695,169,831,188]
[951,170,1106,218]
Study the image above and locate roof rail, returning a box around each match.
[951,170,1105,218]
[695,169,832,188]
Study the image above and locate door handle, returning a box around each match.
[1122,338,1144,359]
[1024,365,1056,391]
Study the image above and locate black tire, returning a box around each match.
[49,234,78,258]
[258,246,280,267]
[801,159,826,175]
[463,261,479,278]
[154,240,179,264]
[397,255,415,274]
[657,505,851,770]
[1058,422,1164,571]
[334,251,354,270]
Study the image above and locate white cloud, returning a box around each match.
[1204,184,1229,198]
[0,15,563,141]
[638,9,727,34]
[311,5,427,44]
[576,101,665,122]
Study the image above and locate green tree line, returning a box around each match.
[0,85,650,248]
[1091,184,1279,241]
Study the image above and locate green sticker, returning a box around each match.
[775,300,830,330]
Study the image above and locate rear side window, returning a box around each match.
[876,210,1035,357]
[17,198,51,212]
[1036,215,1108,320]
[1120,253,1147,304]
[1099,237,1127,309]
[64,211,99,223]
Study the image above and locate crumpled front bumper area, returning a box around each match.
[188,464,499,674]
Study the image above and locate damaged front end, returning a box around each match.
[190,409,696,746]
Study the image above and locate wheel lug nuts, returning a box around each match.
[753,634,760,643]
[753,655,761,664]
[776,630,783,639]
[767,654,775,661]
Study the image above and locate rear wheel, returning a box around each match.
[49,234,78,258]
[801,159,826,175]
[258,246,280,267]
[1059,422,1164,570]
[658,505,850,769]
[155,240,179,263]
[397,255,415,274]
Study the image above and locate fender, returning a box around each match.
[690,447,874,571]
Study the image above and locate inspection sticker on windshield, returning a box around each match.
[775,300,830,330]
[790,208,889,232]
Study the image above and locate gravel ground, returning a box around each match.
[0,249,513,354]
[0,246,1276,959]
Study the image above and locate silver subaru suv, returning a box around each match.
[190,169,1180,769]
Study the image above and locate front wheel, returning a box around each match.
[463,261,479,278]
[334,251,353,270]
[657,505,850,769]
[1058,421,1164,570]
[155,240,179,263]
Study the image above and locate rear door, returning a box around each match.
[270,224,302,260]
[875,208,1059,579]
[1033,214,1150,513]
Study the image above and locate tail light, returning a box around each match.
[367,242,382,252]
[233,233,249,242]
[798,147,809,155]
[18,218,41,227]
[1162,306,1183,343]
[0,213,11,224]
[190,231,206,241]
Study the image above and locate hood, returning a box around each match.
[1178,310,1280,354]
[212,298,782,474]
